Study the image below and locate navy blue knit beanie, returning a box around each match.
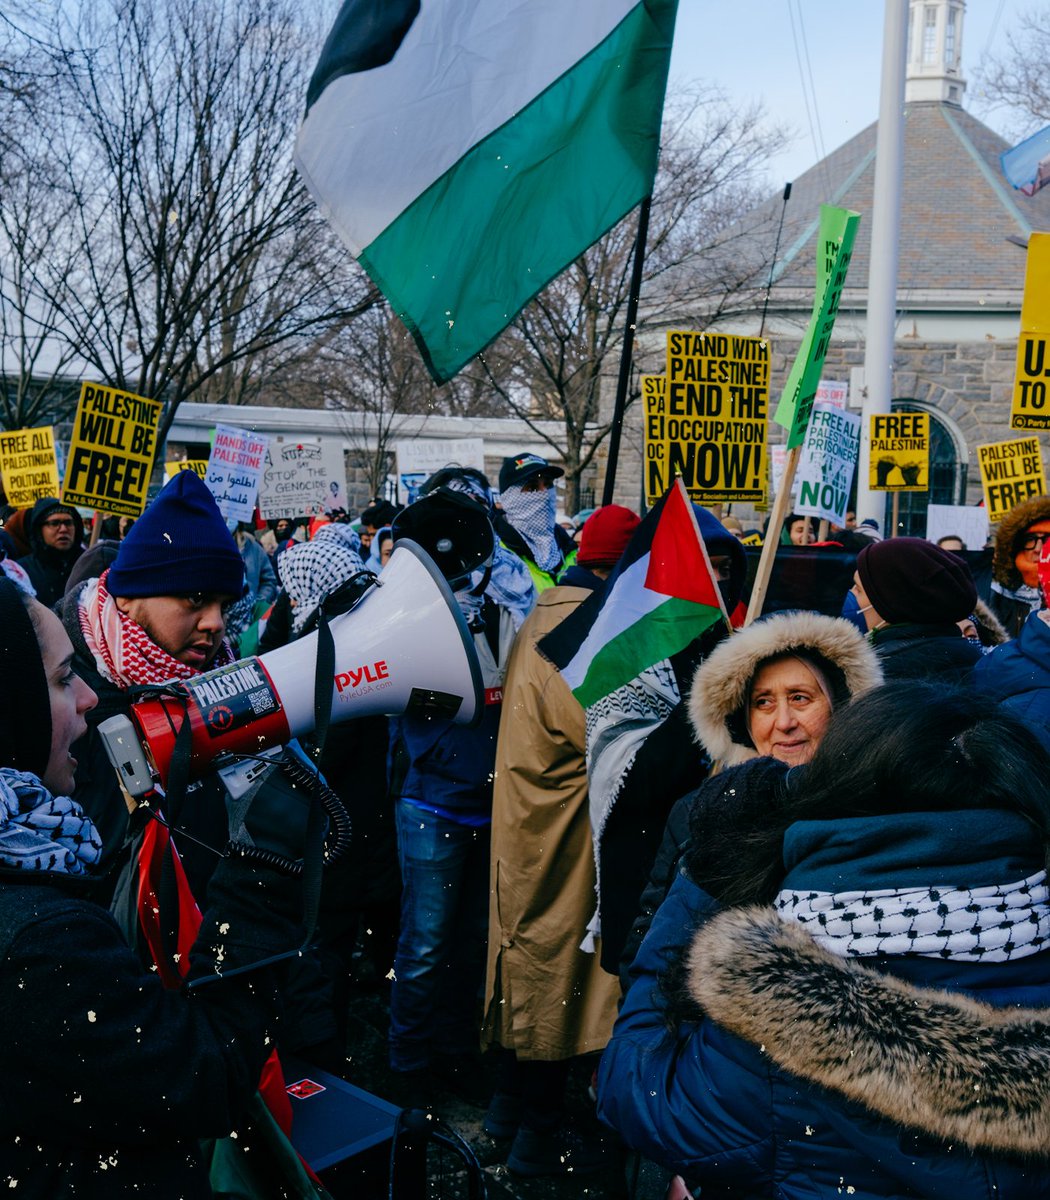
[107,471,244,598]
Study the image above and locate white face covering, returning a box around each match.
[500,484,561,571]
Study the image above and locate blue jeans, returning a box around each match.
[389,800,490,1071]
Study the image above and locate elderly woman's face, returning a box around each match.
[747,657,832,765]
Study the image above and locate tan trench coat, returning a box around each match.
[481,585,621,1061]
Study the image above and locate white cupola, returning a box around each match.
[906,0,967,105]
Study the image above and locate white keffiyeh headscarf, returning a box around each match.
[278,527,367,634]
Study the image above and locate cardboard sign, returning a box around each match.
[204,423,269,523]
[394,437,486,504]
[1010,233,1050,431]
[164,460,209,480]
[977,436,1046,521]
[0,426,60,507]
[868,412,930,492]
[661,331,769,504]
[794,403,861,524]
[925,503,990,551]
[775,205,861,448]
[62,383,162,518]
[642,374,668,507]
[258,439,348,520]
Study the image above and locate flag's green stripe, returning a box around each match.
[571,597,721,709]
[359,0,674,383]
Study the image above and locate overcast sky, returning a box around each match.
[668,1,1029,191]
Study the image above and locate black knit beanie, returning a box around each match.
[0,579,51,777]
[856,537,977,625]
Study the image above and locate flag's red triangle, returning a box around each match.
[645,480,722,607]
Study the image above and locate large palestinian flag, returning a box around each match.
[294,0,678,383]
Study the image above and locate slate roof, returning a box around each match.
[698,101,1050,316]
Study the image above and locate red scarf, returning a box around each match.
[78,570,233,689]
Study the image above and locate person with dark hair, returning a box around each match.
[598,683,1050,1197]
[19,497,85,608]
[989,494,1050,637]
[783,513,813,545]
[359,499,401,555]
[0,578,314,1196]
[851,536,983,682]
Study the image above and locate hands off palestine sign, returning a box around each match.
[63,383,161,517]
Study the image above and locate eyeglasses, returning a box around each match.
[1021,532,1050,552]
[42,518,75,529]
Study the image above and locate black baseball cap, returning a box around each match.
[499,453,564,492]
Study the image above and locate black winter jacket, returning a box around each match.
[0,860,299,1198]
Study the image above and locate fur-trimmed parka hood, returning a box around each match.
[687,906,1050,1155]
[688,611,883,767]
[993,494,1050,590]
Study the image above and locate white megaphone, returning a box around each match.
[99,539,483,796]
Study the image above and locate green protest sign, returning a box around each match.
[774,205,861,449]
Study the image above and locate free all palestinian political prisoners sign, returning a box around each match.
[661,331,769,504]
[0,426,60,507]
[793,403,861,524]
[868,412,930,492]
[62,383,162,517]
[977,436,1046,521]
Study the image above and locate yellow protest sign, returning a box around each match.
[1010,232,1050,431]
[661,331,768,504]
[642,375,668,507]
[868,412,930,491]
[0,426,60,507]
[977,436,1046,521]
[62,383,162,518]
[164,460,209,480]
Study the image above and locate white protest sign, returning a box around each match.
[258,438,348,520]
[924,504,990,552]
[394,438,486,503]
[204,423,269,523]
[793,402,862,524]
[770,444,789,497]
[815,379,849,409]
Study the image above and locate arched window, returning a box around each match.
[884,402,966,537]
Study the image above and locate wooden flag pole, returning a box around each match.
[745,444,802,626]
[890,492,899,538]
[818,519,829,541]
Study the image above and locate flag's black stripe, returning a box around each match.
[306,0,420,113]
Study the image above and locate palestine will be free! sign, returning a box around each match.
[655,331,769,504]
[62,383,162,517]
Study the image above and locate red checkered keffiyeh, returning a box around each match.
[78,569,233,689]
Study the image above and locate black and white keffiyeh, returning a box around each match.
[0,768,102,876]
[500,485,561,572]
[776,871,1050,961]
[279,526,366,634]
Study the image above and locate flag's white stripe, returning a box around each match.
[561,554,663,691]
[295,0,637,254]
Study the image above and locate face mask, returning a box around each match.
[840,589,870,634]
